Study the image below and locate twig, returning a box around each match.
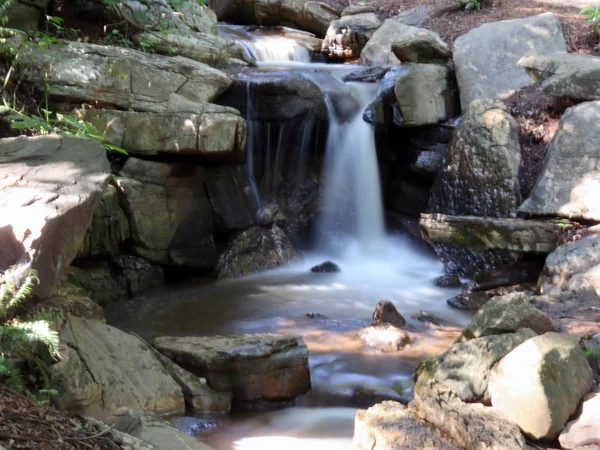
[63,424,113,441]
[0,432,45,442]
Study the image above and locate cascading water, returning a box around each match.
[317,82,386,256]
[107,26,472,450]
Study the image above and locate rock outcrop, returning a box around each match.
[519,53,600,101]
[50,316,184,417]
[154,335,311,405]
[216,226,301,279]
[519,101,600,221]
[453,13,566,110]
[391,28,451,64]
[322,12,381,58]
[22,41,231,113]
[489,332,594,440]
[353,401,460,449]
[0,136,110,299]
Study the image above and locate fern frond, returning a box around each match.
[0,321,60,359]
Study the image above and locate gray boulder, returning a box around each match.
[154,335,310,404]
[459,292,556,342]
[50,316,184,417]
[354,401,460,450]
[358,19,407,66]
[84,109,246,161]
[4,0,48,33]
[429,100,520,217]
[489,332,594,440]
[78,184,129,259]
[0,136,110,299]
[453,13,566,110]
[135,31,255,67]
[538,234,600,295]
[117,158,217,268]
[105,408,211,450]
[22,41,231,113]
[216,226,301,279]
[322,13,381,59]
[414,328,537,403]
[519,101,600,221]
[394,63,457,126]
[391,28,450,63]
[341,3,377,15]
[519,53,600,101]
[211,0,340,37]
[43,280,106,321]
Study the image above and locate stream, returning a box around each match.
[106,25,472,450]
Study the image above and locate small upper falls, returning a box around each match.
[218,24,314,62]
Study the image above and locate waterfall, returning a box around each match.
[317,82,386,256]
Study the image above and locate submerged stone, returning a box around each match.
[311,261,341,273]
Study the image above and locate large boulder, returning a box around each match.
[22,41,231,113]
[459,293,556,342]
[42,280,106,321]
[353,401,460,450]
[210,0,340,37]
[453,13,566,110]
[153,335,311,405]
[489,332,594,440]
[519,101,600,221]
[538,234,600,295]
[559,387,600,449]
[218,69,359,121]
[322,13,381,59]
[107,0,217,34]
[414,328,537,403]
[117,158,217,268]
[394,63,457,126]
[105,408,211,450]
[84,109,246,161]
[135,31,255,67]
[216,225,301,279]
[50,316,184,417]
[78,185,129,259]
[0,136,110,299]
[391,29,451,64]
[519,53,600,101]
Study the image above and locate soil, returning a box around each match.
[0,385,121,450]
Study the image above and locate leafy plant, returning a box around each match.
[580,6,600,35]
[464,0,481,11]
[0,268,61,403]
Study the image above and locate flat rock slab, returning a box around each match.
[153,335,311,403]
[0,136,110,299]
[22,41,231,113]
[519,53,600,101]
[353,401,460,449]
[50,316,184,418]
[84,109,246,161]
[531,293,600,336]
[453,13,566,110]
[519,101,600,221]
[420,214,563,253]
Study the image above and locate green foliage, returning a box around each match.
[580,6,600,35]
[585,344,600,360]
[0,268,61,403]
[464,0,481,11]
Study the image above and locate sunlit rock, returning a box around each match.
[321,13,381,59]
[359,323,410,352]
[354,401,460,449]
[0,136,110,299]
[559,387,600,449]
[519,101,600,221]
[489,332,594,440]
[21,41,231,113]
[453,13,566,110]
[391,27,450,64]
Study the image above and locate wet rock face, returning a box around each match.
[153,335,311,405]
[372,300,406,328]
[218,69,359,122]
[359,323,410,352]
[489,332,594,440]
[322,13,381,59]
[0,136,110,299]
[216,226,302,279]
